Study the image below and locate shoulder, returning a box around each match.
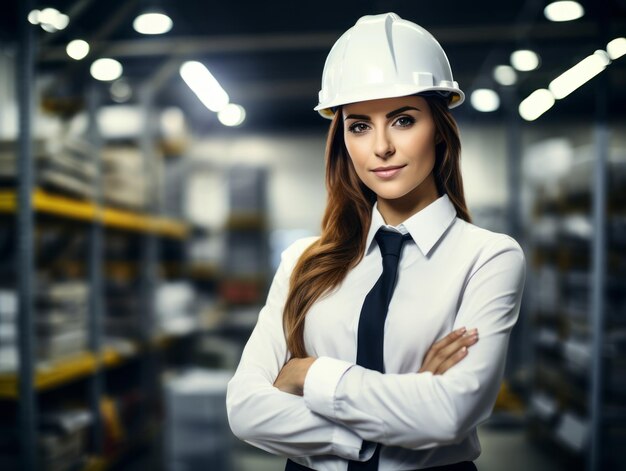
[279,236,321,270]
[453,219,526,269]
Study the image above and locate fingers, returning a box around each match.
[421,327,462,365]
[437,328,479,364]
[421,327,468,366]
[433,329,479,375]
[418,327,479,374]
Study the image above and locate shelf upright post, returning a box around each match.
[504,87,527,381]
[16,0,37,469]
[87,83,105,455]
[588,2,610,468]
[587,60,609,471]
[138,86,159,424]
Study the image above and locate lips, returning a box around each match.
[371,164,406,179]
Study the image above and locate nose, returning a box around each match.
[374,128,395,159]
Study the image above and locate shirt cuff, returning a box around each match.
[330,424,367,460]
[303,356,354,419]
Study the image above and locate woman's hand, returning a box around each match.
[273,356,317,396]
[418,327,479,375]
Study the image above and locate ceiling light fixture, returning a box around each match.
[29,7,69,32]
[519,89,555,121]
[133,11,173,35]
[218,104,246,126]
[180,61,229,112]
[607,37,626,60]
[27,10,40,25]
[510,49,540,71]
[66,39,90,60]
[90,58,123,82]
[549,50,610,99]
[470,89,500,112]
[493,65,517,86]
[544,1,584,22]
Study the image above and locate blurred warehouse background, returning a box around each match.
[0,0,625,470]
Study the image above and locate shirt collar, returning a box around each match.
[365,193,458,257]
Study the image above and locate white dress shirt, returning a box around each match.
[226,193,526,470]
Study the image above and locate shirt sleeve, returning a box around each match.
[226,236,367,460]
[303,235,526,450]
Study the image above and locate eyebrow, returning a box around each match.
[344,106,422,121]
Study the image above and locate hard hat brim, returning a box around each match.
[314,88,465,119]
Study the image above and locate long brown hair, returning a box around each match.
[283,94,472,358]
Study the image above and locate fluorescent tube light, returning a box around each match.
[180,61,229,112]
[607,37,626,60]
[519,89,555,121]
[548,50,610,99]
[218,104,246,126]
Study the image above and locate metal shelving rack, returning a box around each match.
[7,6,192,469]
[525,74,625,470]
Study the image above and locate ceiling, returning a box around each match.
[4,0,626,132]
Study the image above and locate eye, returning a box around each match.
[347,122,370,134]
[394,115,416,128]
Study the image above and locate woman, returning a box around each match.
[226,12,526,471]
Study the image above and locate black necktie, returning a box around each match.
[348,229,412,471]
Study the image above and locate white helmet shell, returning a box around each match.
[314,12,464,118]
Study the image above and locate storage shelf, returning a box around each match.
[0,188,97,222]
[0,333,193,398]
[0,189,189,239]
[0,351,98,397]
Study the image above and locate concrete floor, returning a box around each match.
[231,425,562,471]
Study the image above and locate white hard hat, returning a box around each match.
[314,12,464,119]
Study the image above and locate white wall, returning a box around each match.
[458,123,508,208]
[186,119,625,235]
[188,133,327,234]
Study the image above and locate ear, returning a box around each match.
[435,133,443,144]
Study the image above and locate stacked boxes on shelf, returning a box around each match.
[0,138,96,200]
[102,145,149,211]
[155,282,198,336]
[0,290,17,372]
[37,408,93,471]
[0,407,93,470]
[0,281,88,371]
[36,281,89,364]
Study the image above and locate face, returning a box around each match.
[342,95,439,207]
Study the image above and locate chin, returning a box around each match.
[371,187,411,201]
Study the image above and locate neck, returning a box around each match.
[376,175,440,226]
